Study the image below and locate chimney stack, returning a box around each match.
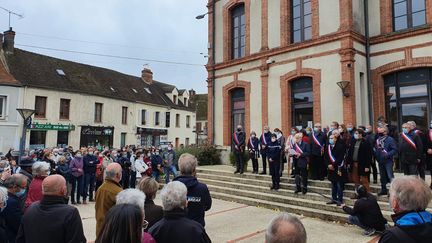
[3,27,15,54]
[141,67,153,84]
[189,89,196,97]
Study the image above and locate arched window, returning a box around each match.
[231,88,245,131]
[393,0,426,31]
[231,4,245,59]
[291,77,313,128]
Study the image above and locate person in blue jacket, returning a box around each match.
[83,148,98,203]
[374,126,397,196]
[173,153,212,227]
[293,133,310,194]
[151,149,163,182]
[267,133,282,190]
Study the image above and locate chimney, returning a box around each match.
[189,89,196,97]
[141,67,153,84]
[3,27,15,54]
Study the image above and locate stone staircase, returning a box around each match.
[196,167,394,224]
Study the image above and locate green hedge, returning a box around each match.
[175,145,221,166]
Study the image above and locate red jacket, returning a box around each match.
[24,176,45,210]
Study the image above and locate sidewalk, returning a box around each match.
[77,197,378,243]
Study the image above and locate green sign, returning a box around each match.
[29,123,75,131]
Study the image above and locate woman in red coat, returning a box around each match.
[24,161,50,210]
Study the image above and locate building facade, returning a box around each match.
[0,30,196,152]
[207,0,432,148]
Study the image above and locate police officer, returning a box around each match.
[399,123,423,176]
[267,133,282,190]
[233,125,245,174]
[259,126,271,175]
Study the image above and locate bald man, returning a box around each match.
[95,163,123,236]
[16,175,86,243]
[265,213,307,243]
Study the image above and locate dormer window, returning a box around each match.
[173,95,177,104]
[184,97,188,106]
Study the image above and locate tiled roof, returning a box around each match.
[3,49,194,111]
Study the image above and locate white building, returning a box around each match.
[0,29,196,153]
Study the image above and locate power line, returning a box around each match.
[16,32,206,55]
[15,44,205,67]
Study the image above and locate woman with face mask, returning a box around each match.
[325,131,347,206]
[247,131,260,174]
[285,127,299,178]
[24,162,50,211]
[69,151,84,204]
[346,129,373,195]
[293,133,310,195]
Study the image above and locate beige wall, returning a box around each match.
[250,0,262,54]
[267,0,281,49]
[352,0,365,35]
[319,0,340,35]
[367,0,381,37]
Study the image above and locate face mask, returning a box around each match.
[329,139,335,145]
[237,128,241,132]
[122,154,128,158]
[313,128,319,133]
[338,128,343,133]
[264,130,269,133]
[16,188,26,197]
[147,153,151,157]
[329,127,334,132]
[168,147,172,151]
[347,128,353,132]
[291,131,296,135]
[76,154,82,158]
[271,138,276,143]
[354,134,359,140]
[88,152,94,155]
[306,131,311,135]
[155,152,159,155]
[365,128,370,133]
[402,128,408,134]
[251,135,256,138]
[54,153,58,156]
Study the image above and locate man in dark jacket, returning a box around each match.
[293,133,310,194]
[341,185,387,236]
[0,174,27,243]
[173,153,212,227]
[375,126,397,196]
[148,181,211,243]
[232,125,245,174]
[309,123,326,180]
[399,123,423,176]
[16,175,86,243]
[379,176,432,243]
[83,148,98,203]
[267,133,282,190]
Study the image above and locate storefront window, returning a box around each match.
[30,131,46,150]
[57,131,69,148]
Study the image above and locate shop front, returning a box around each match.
[80,126,114,149]
[137,127,168,147]
[28,123,75,149]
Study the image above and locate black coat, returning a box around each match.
[399,131,423,164]
[309,131,326,156]
[347,139,373,176]
[173,176,212,227]
[232,131,245,152]
[148,208,211,243]
[293,142,310,168]
[144,199,164,231]
[342,194,387,231]
[325,139,347,182]
[0,192,23,243]
[83,154,98,173]
[16,195,86,243]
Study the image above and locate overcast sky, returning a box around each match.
[0,0,209,93]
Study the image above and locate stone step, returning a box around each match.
[199,177,392,212]
[197,168,382,193]
[197,173,390,203]
[210,191,350,223]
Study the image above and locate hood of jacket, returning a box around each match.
[173,175,198,188]
[393,211,432,226]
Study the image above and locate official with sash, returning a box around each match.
[325,131,347,206]
[259,126,271,174]
[293,133,310,194]
[408,121,427,180]
[233,125,246,174]
[399,123,423,176]
[248,131,260,174]
[309,123,326,180]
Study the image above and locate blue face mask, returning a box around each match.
[16,188,26,197]
[347,127,353,132]
[313,128,319,133]
[329,139,335,145]
[354,134,359,140]
[402,128,408,134]
[291,131,296,135]
[306,130,311,135]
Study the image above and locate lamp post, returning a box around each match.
[16,108,35,165]
[336,80,351,97]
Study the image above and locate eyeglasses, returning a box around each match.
[142,220,149,230]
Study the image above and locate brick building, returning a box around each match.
[206,0,432,148]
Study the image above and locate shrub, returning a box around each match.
[229,152,250,169]
[175,145,221,166]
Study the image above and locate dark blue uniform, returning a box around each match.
[267,140,282,190]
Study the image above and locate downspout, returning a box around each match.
[364,0,374,126]
[211,0,216,144]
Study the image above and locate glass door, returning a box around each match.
[400,100,429,131]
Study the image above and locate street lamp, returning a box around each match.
[336,80,351,97]
[195,13,208,19]
[16,108,35,165]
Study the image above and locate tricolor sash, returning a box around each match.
[249,137,255,150]
[312,131,322,148]
[328,145,336,163]
[295,143,303,154]
[261,134,267,145]
[289,135,295,149]
[233,132,240,145]
[402,132,417,150]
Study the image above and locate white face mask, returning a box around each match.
[271,138,277,143]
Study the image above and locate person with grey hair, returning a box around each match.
[24,161,50,210]
[379,176,432,243]
[399,122,423,176]
[173,153,212,227]
[265,213,306,243]
[374,126,397,196]
[148,181,211,243]
[116,188,146,212]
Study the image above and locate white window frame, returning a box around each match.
[0,95,7,120]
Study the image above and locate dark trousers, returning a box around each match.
[310,155,324,180]
[70,175,83,203]
[122,169,130,189]
[269,160,281,188]
[403,163,418,176]
[251,158,258,172]
[295,167,308,191]
[378,161,394,193]
[261,153,267,173]
[235,151,244,172]
[130,171,137,188]
[83,172,96,200]
[370,159,378,182]
[418,159,426,180]
[331,180,344,203]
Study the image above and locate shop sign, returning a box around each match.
[29,123,75,131]
[81,126,114,136]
